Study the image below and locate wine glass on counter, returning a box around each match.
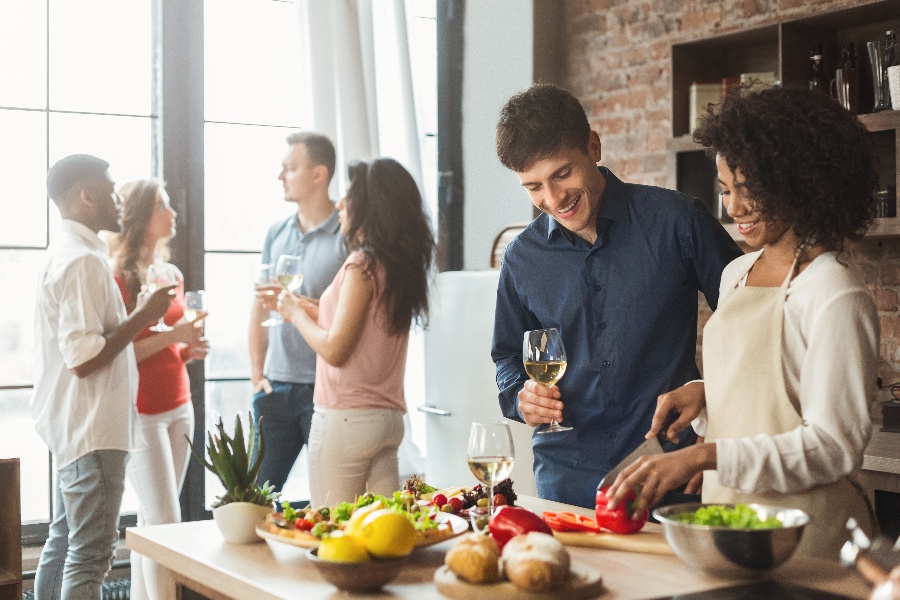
[467,421,515,532]
[146,262,177,332]
[524,328,571,433]
[183,290,206,324]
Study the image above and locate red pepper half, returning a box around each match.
[542,511,601,533]
[488,506,553,550]
[595,486,648,534]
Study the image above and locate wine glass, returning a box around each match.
[262,255,303,327]
[467,421,515,533]
[183,290,206,324]
[146,262,177,332]
[524,328,572,434]
[255,263,281,327]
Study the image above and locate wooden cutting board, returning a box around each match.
[434,563,604,600]
[553,530,673,555]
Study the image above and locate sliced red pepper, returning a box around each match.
[543,511,601,533]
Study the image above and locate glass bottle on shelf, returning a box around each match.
[883,30,896,110]
[807,45,828,94]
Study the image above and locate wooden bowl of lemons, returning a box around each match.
[306,546,409,593]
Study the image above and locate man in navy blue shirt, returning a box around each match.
[492,83,742,509]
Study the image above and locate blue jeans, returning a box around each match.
[252,381,314,494]
[35,450,128,600]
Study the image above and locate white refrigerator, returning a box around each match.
[419,270,536,496]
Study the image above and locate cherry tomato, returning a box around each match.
[294,518,314,532]
[432,493,448,508]
[493,493,507,506]
[448,497,463,512]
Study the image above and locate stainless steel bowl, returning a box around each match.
[653,502,810,578]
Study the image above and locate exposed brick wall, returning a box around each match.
[561,0,900,403]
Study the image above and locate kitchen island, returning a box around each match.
[126,495,873,599]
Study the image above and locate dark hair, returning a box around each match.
[286,131,337,183]
[46,154,110,206]
[693,86,877,253]
[496,83,592,172]
[343,158,435,334]
[109,178,170,309]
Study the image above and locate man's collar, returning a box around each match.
[60,219,106,251]
[293,205,341,234]
[546,166,630,244]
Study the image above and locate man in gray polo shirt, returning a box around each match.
[249,131,346,494]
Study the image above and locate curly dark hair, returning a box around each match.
[108,178,171,310]
[343,158,435,334]
[496,83,592,172]
[693,85,877,253]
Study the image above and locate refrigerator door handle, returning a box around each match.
[417,404,452,417]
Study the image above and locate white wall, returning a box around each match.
[460,1,536,270]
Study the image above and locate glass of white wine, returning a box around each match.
[183,290,206,324]
[467,421,515,532]
[524,328,571,434]
[260,256,304,327]
[146,262,177,332]
[255,263,281,327]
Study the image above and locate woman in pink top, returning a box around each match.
[278,158,435,506]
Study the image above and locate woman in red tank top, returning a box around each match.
[108,178,209,600]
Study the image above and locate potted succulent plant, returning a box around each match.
[187,412,280,544]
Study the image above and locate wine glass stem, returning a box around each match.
[487,483,494,522]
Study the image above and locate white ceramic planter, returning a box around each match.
[212,502,271,544]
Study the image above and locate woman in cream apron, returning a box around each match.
[604,86,879,561]
[700,250,874,558]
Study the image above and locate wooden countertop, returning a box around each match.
[126,496,873,600]
[863,424,900,476]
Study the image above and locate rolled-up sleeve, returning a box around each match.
[57,256,110,370]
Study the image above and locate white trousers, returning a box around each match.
[126,402,194,600]
[308,407,404,507]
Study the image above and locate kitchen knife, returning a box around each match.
[597,409,680,490]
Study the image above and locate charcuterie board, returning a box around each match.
[434,563,604,600]
[553,530,673,555]
[256,512,469,550]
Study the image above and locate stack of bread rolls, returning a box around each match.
[444,532,570,592]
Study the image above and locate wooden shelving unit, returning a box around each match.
[668,0,900,240]
[0,458,21,600]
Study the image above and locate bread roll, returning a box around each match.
[501,532,570,592]
[445,533,500,583]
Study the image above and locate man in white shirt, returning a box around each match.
[31,154,175,600]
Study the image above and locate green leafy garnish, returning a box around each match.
[675,504,782,529]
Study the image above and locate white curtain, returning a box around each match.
[296,0,423,195]
[296,0,427,477]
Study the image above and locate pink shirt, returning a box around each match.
[313,252,408,412]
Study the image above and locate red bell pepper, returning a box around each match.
[595,486,648,534]
[488,506,553,550]
[542,511,601,533]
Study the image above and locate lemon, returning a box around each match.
[343,500,384,538]
[358,509,416,558]
[317,531,371,563]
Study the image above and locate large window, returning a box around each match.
[0,0,436,533]
[0,0,157,529]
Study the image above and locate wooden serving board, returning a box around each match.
[553,530,673,555]
[434,563,603,600]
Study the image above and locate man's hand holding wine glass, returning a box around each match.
[134,283,177,328]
